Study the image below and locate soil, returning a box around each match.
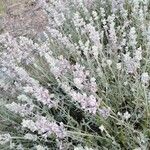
[0,0,48,39]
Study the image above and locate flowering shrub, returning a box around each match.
[0,0,150,149]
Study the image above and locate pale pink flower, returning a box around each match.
[85,24,100,46]
[70,90,98,114]
[22,116,66,139]
[98,107,110,119]
[5,102,34,117]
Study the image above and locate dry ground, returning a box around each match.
[0,0,48,38]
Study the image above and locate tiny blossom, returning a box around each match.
[37,0,48,9]
[123,52,140,74]
[9,66,57,108]
[73,78,84,89]
[111,0,125,13]
[135,47,142,61]
[36,145,48,150]
[89,77,97,93]
[54,12,66,26]
[36,116,66,139]
[83,0,96,8]
[73,12,85,28]
[72,63,97,93]
[25,85,56,108]
[92,11,98,20]
[0,33,39,65]
[79,40,90,57]
[129,27,137,49]
[82,40,90,56]
[92,45,99,59]
[24,85,56,108]
[73,63,87,89]
[138,8,145,32]
[50,56,71,79]
[117,63,122,70]
[22,117,66,139]
[17,94,32,104]
[22,119,37,132]
[123,81,128,86]
[132,0,140,15]
[123,111,131,121]
[44,53,71,79]
[117,112,122,116]
[86,95,98,114]
[141,72,149,85]
[107,14,117,51]
[24,133,37,141]
[100,7,106,18]
[37,41,51,57]
[60,82,71,93]
[5,102,34,117]
[85,24,100,46]
[99,125,105,132]
[47,28,75,50]
[70,90,99,114]
[98,107,110,119]
[106,59,112,66]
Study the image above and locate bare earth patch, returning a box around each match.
[0,0,48,39]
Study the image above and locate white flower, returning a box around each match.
[24,133,37,141]
[106,59,112,66]
[135,47,142,61]
[21,119,37,132]
[141,72,149,85]
[123,111,131,121]
[92,45,99,59]
[123,53,140,74]
[108,14,117,50]
[73,12,85,27]
[54,12,66,26]
[36,145,46,150]
[90,77,97,93]
[99,125,105,132]
[117,63,122,70]
[85,23,100,46]
[17,94,28,102]
[73,77,84,89]
[129,27,137,49]
[92,11,98,20]
[123,81,128,86]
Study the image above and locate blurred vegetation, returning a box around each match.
[0,1,5,14]
[0,0,23,14]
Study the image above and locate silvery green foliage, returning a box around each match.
[0,0,150,149]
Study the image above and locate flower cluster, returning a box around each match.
[0,0,150,149]
[22,116,66,139]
